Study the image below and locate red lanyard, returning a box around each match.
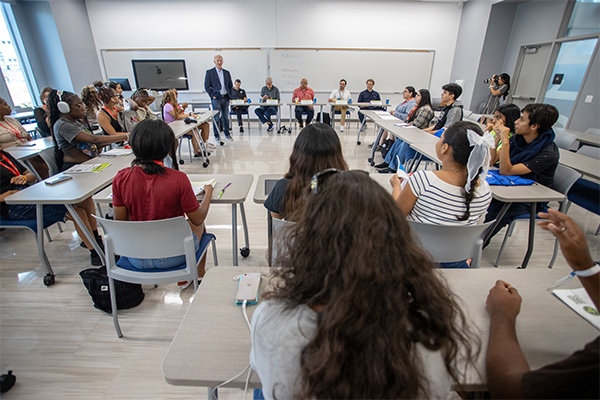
[0,153,21,176]
[103,106,119,120]
[407,106,417,119]
[0,120,26,143]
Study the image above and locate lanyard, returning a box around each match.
[0,153,21,176]
[103,106,119,120]
[407,106,417,119]
[0,120,26,143]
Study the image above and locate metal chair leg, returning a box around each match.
[494,221,515,267]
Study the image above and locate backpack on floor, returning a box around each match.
[316,112,331,126]
[80,266,144,313]
[380,138,395,158]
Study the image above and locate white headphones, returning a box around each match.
[57,90,70,114]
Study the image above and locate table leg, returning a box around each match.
[408,153,424,173]
[357,119,366,145]
[65,204,105,266]
[483,202,511,245]
[368,127,384,166]
[319,105,323,123]
[288,105,292,130]
[36,204,55,285]
[519,202,537,269]
[239,203,250,257]
[330,105,336,129]
[232,204,238,266]
[277,105,281,131]
[267,211,273,242]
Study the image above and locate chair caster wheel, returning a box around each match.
[179,159,185,165]
[287,128,292,134]
[220,142,225,146]
[357,141,361,145]
[240,247,250,257]
[43,274,55,286]
[203,161,209,168]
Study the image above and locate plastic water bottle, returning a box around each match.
[313,98,317,103]
[349,98,352,104]
[247,98,251,103]
[386,98,389,105]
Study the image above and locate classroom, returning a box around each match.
[0,0,599,398]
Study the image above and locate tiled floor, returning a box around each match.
[1,121,598,399]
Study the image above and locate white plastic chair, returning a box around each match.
[94,216,218,338]
[584,128,600,137]
[269,217,296,267]
[494,164,581,268]
[554,130,579,151]
[407,220,495,268]
[577,145,600,159]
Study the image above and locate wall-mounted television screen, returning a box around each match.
[108,78,132,91]
[131,59,189,91]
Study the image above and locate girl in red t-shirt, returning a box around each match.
[112,119,213,286]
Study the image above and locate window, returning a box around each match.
[0,3,36,109]
[566,0,600,37]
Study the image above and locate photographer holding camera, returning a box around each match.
[480,73,510,120]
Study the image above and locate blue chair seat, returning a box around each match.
[568,179,600,215]
[116,233,216,272]
[0,216,58,232]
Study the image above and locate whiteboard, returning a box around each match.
[101,48,268,93]
[269,49,434,93]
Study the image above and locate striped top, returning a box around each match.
[407,170,492,225]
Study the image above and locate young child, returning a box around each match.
[111,119,213,287]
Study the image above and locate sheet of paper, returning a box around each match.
[379,115,399,120]
[374,111,389,115]
[370,100,383,105]
[266,99,278,105]
[231,100,245,105]
[394,123,418,129]
[335,100,348,105]
[300,100,313,105]
[63,163,111,174]
[102,148,132,156]
[396,156,409,189]
[189,178,217,195]
[553,288,600,330]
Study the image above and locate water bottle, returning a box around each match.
[349,98,352,104]
[386,98,389,105]
[313,98,317,103]
[247,98,251,104]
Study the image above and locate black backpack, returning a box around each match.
[79,267,144,313]
[316,112,331,126]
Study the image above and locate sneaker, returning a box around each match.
[299,121,304,128]
[340,125,345,132]
[90,250,102,266]
[206,142,216,149]
[267,123,274,132]
[375,162,389,169]
[177,280,192,290]
[203,150,211,157]
[220,141,225,146]
[225,135,234,141]
[239,126,244,133]
[378,167,395,174]
[376,145,383,152]
[194,152,202,158]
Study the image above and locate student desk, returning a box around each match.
[5,137,54,181]
[11,110,35,123]
[285,102,327,130]
[162,266,598,398]
[93,173,254,266]
[352,102,392,133]
[558,148,600,180]
[5,153,135,285]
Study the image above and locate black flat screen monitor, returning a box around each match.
[108,78,132,91]
[131,59,189,91]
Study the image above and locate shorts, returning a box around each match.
[127,232,200,270]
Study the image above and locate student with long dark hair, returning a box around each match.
[251,170,479,399]
[264,123,348,220]
[376,88,435,172]
[391,121,493,225]
[94,81,129,137]
[112,119,212,287]
[485,103,520,165]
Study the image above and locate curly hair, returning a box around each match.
[281,123,348,220]
[80,85,101,111]
[266,171,479,399]
[161,90,180,120]
[93,80,116,105]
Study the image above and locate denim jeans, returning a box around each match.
[8,204,67,223]
[295,106,314,124]
[127,233,200,270]
[211,95,230,138]
[255,106,277,124]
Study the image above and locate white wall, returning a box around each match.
[85,0,463,108]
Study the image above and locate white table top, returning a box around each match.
[4,137,54,160]
[5,154,135,205]
[168,111,218,139]
[361,110,431,144]
[559,148,600,180]
[94,173,254,205]
[162,266,599,391]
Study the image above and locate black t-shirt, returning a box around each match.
[0,151,28,218]
[264,178,290,216]
[34,107,50,137]
[231,88,248,109]
[522,336,599,399]
[518,142,559,188]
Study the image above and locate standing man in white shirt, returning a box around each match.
[328,79,352,132]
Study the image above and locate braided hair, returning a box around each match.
[442,121,485,221]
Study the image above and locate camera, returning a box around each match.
[484,76,499,85]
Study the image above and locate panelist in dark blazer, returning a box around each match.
[204,54,234,143]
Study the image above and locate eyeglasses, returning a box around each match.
[310,169,369,194]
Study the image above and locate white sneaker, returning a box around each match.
[206,142,216,149]
[340,125,345,132]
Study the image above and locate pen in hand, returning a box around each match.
[218,182,232,198]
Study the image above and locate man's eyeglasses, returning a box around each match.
[310,168,369,194]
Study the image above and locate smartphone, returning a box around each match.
[235,273,261,305]
[45,175,73,185]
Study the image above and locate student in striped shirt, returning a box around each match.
[390,121,493,227]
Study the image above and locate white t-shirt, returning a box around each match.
[250,299,455,400]
[328,89,351,101]
[407,170,492,225]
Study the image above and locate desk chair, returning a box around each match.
[585,128,600,137]
[554,130,579,151]
[567,146,600,237]
[0,217,57,245]
[576,145,600,159]
[333,108,355,129]
[229,108,250,131]
[407,220,495,268]
[270,217,295,267]
[293,108,314,130]
[94,216,218,338]
[494,165,581,268]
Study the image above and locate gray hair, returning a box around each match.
[266,77,273,84]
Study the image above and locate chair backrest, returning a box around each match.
[584,128,600,137]
[554,130,579,151]
[94,216,194,259]
[270,217,296,265]
[551,164,581,211]
[38,147,59,176]
[408,220,495,268]
[466,112,481,122]
[577,145,600,160]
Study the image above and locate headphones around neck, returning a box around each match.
[57,91,70,114]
